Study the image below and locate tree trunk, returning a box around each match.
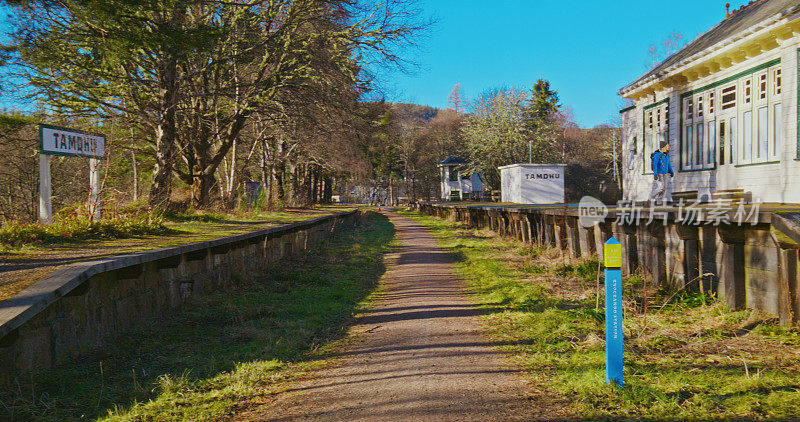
[323,176,333,204]
[259,143,268,208]
[148,11,184,208]
[287,162,297,206]
[131,150,138,202]
[192,171,218,209]
[272,140,285,206]
[227,137,237,208]
[149,112,176,207]
[388,177,394,206]
[311,166,319,205]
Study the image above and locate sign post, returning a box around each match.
[604,236,623,387]
[39,154,52,224]
[38,124,106,223]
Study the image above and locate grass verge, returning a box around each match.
[399,209,800,421]
[0,213,172,247]
[0,212,394,421]
[0,208,352,303]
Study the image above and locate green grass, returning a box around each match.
[398,209,800,421]
[0,212,394,421]
[0,213,172,246]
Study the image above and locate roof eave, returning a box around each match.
[619,5,800,99]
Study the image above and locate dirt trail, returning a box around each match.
[235,211,556,421]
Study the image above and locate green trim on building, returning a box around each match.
[733,160,780,168]
[677,167,716,173]
[679,58,781,99]
[643,98,669,110]
[619,105,636,114]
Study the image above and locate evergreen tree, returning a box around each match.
[525,79,559,122]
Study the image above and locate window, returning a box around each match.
[695,122,704,167]
[684,125,692,170]
[643,131,650,172]
[697,95,703,118]
[643,102,668,173]
[679,61,782,171]
[448,168,458,181]
[686,98,693,120]
[744,79,752,104]
[653,134,660,159]
[729,117,737,165]
[774,103,783,158]
[709,92,715,115]
[707,121,716,166]
[721,85,736,110]
[719,120,726,165]
[758,107,768,159]
[743,110,752,161]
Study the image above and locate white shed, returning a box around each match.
[439,156,483,201]
[499,164,566,204]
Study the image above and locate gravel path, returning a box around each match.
[236,211,555,421]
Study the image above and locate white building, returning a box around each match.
[439,156,483,201]
[499,164,566,204]
[620,0,800,203]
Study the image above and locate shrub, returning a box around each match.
[575,259,599,281]
[0,210,172,246]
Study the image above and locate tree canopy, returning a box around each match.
[2,0,429,207]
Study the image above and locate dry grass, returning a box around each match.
[0,208,350,302]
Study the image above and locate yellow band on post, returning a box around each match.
[604,243,622,268]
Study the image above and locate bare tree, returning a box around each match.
[645,32,687,70]
[447,83,465,114]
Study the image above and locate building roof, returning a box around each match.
[621,0,800,94]
[439,155,468,166]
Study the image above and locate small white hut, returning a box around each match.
[439,156,483,201]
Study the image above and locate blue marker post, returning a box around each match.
[604,237,623,387]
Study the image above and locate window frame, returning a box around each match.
[742,110,753,163]
[677,59,781,172]
[642,100,669,174]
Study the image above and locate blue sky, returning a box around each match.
[382,0,756,127]
[2,1,755,126]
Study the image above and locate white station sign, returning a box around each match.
[39,124,105,158]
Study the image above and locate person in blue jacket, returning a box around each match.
[649,140,674,203]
